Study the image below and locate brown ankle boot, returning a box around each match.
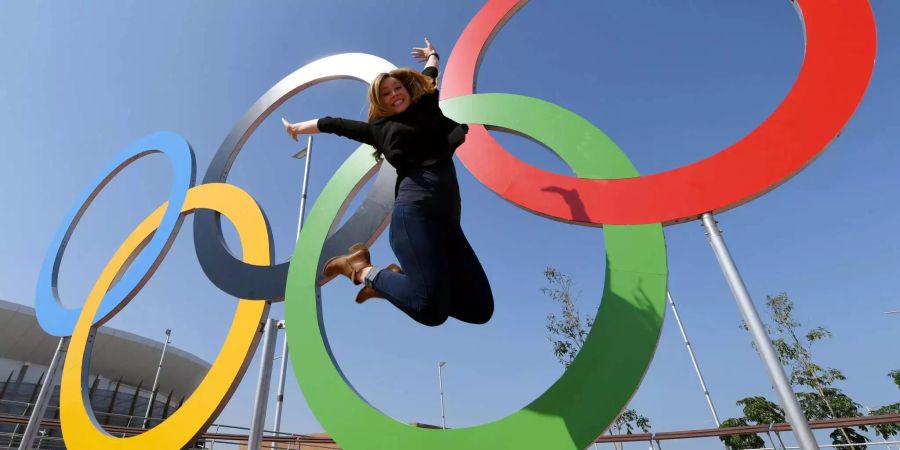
[323,244,372,285]
[355,264,402,304]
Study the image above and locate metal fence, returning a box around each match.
[1,405,897,449]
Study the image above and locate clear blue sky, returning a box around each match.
[1,1,898,448]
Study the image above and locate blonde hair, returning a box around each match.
[367,68,437,122]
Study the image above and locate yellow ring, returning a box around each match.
[61,183,270,450]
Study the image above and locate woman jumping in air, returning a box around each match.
[282,38,493,326]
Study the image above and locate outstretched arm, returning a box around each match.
[283,117,375,146]
[282,118,319,141]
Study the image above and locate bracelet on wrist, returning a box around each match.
[428,52,440,60]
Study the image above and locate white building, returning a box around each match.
[0,299,210,448]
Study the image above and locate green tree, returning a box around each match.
[541,267,592,368]
[872,370,900,442]
[797,389,868,448]
[720,396,783,449]
[611,408,651,435]
[871,403,900,441]
[737,396,785,424]
[719,417,765,450]
[540,267,650,448]
[742,293,867,449]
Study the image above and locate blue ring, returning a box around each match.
[35,132,196,337]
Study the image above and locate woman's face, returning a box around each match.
[379,77,411,115]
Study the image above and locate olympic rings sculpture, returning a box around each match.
[286,93,668,449]
[34,0,875,449]
[60,183,270,450]
[35,132,196,337]
[441,0,876,226]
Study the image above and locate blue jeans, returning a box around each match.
[368,203,494,326]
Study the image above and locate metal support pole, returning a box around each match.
[142,328,171,429]
[775,430,788,450]
[272,321,288,442]
[438,361,447,429]
[34,431,45,450]
[249,318,278,450]
[767,423,783,450]
[17,337,68,450]
[210,424,220,450]
[609,427,623,450]
[667,291,722,427]
[293,136,313,243]
[701,213,818,450]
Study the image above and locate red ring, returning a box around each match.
[442,0,876,225]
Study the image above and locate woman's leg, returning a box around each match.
[369,205,453,326]
[446,225,494,324]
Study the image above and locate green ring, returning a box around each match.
[285,93,668,450]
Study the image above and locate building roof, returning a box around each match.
[0,299,210,397]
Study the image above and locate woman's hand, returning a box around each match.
[282,118,319,141]
[282,118,299,141]
[411,37,436,62]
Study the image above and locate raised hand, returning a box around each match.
[411,37,436,62]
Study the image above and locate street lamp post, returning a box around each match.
[438,361,447,429]
[269,136,315,443]
[271,320,288,449]
[142,328,171,429]
[292,136,313,242]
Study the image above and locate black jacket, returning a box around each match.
[317,66,468,174]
